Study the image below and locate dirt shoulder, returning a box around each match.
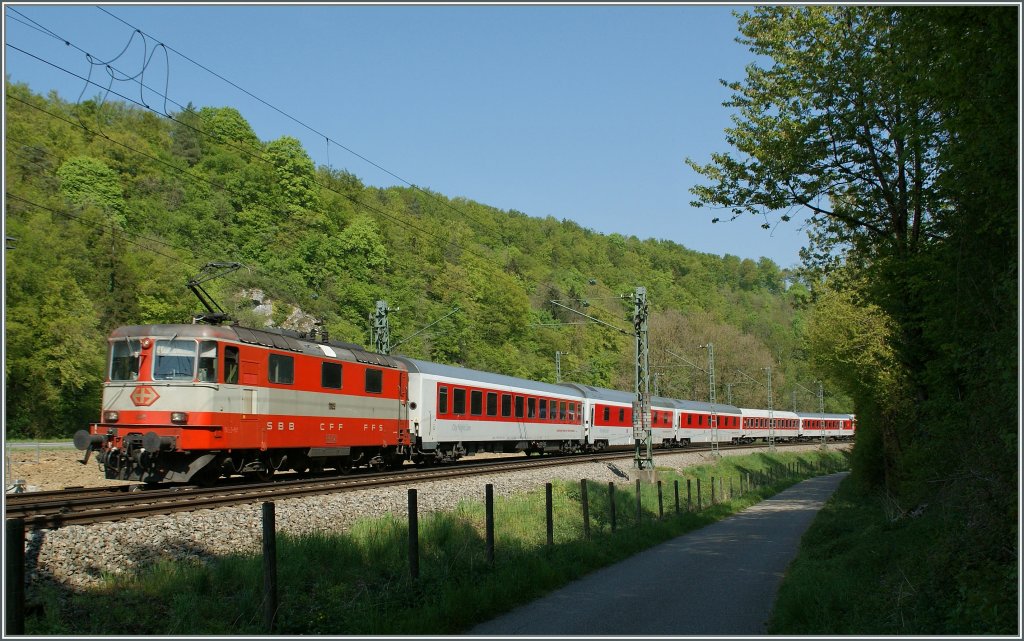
[4,447,124,492]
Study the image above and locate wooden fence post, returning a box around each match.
[546,483,554,546]
[687,479,692,512]
[697,479,703,511]
[608,482,616,532]
[408,489,419,579]
[657,480,663,519]
[485,484,495,565]
[635,479,642,524]
[262,502,277,633]
[581,480,590,540]
[674,479,680,514]
[6,518,25,635]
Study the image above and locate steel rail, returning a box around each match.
[4,441,818,529]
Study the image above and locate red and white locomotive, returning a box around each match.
[75,322,855,485]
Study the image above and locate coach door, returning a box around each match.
[397,370,410,446]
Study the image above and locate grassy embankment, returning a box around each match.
[26,448,850,635]
[769,472,1018,635]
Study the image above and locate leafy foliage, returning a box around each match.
[691,6,1017,633]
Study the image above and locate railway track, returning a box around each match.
[5,441,821,529]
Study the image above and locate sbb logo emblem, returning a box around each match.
[131,386,160,407]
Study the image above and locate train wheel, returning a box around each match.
[244,469,274,483]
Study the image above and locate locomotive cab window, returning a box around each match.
[269,354,294,385]
[322,362,342,389]
[109,339,142,381]
[154,340,197,381]
[224,345,239,384]
[365,368,383,394]
[197,341,218,382]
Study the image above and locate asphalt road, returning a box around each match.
[466,471,848,636]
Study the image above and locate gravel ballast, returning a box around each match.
[21,445,840,592]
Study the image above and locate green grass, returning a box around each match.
[24,448,850,635]
[768,473,1018,635]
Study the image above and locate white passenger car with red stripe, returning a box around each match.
[676,400,744,445]
[796,412,856,441]
[739,408,801,443]
[398,358,586,460]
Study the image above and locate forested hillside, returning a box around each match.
[4,81,837,438]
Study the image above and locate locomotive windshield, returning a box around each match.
[153,340,197,381]
[109,339,141,381]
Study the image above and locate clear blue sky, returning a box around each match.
[4,3,812,268]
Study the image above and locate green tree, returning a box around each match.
[56,155,126,224]
[689,7,1017,632]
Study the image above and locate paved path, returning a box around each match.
[466,472,848,636]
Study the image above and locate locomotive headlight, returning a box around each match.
[170,412,189,425]
[103,411,120,423]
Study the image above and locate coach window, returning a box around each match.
[501,394,512,417]
[557,401,565,421]
[453,388,466,415]
[539,399,548,420]
[471,390,483,416]
[527,397,536,419]
[268,354,294,385]
[603,407,610,422]
[322,362,343,389]
[439,386,449,415]
[515,395,524,418]
[223,345,239,384]
[568,403,575,421]
[486,392,498,417]
[365,368,383,394]
[618,408,625,423]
